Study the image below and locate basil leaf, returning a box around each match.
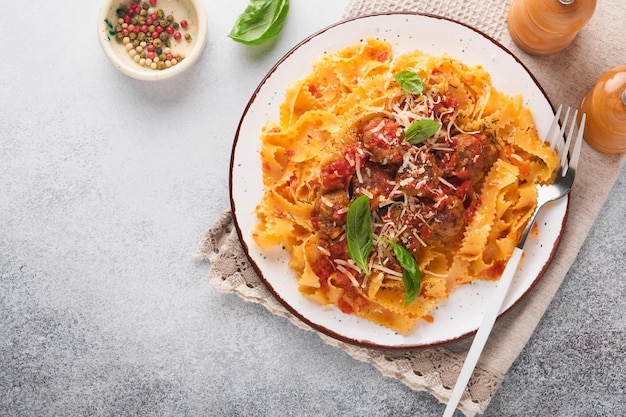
[394,70,424,95]
[228,0,290,46]
[405,119,441,144]
[346,195,372,274]
[385,239,422,306]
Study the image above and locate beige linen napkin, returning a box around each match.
[199,1,626,415]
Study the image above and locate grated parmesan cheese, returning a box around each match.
[335,264,361,287]
[370,264,403,279]
[320,195,334,207]
[317,245,331,256]
[355,153,363,184]
[438,177,457,190]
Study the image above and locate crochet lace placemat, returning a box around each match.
[198,1,626,415]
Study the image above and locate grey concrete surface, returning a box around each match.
[1,1,624,416]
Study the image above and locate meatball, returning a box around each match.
[388,194,466,247]
[312,190,350,239]
[395,146,443,199]
[351,161,396,205]
[437,132,499,183]
[427,195,466,243]
[320,142,367,191]
[360,117,408,166]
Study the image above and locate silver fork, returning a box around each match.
[442,105,586,417]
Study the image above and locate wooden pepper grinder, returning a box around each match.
[507,0,597,56]
[577,66,626,154]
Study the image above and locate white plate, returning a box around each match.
[229,13,567,349]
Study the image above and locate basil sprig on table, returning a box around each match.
[346,196,422,305]
[384,239,422,306]
[346,195,373,274]
[228,0,290,46]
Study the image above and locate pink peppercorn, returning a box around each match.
[147,44,155,52]
[156,26,164,33]
[149,0,157,5]
[147,52,155,60]
[151,31,159,38]
[173,32,182,41]
[180,20,188,28]
[166,26,174,34]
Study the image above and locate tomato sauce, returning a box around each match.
[309,94,500,304]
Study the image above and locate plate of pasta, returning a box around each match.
[229,12,566,349]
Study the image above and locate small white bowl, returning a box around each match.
[97,0,208,81]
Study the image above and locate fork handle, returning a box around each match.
[442,247,524,417]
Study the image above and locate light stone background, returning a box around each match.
[1,1,624,416]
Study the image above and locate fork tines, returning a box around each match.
[547,105,586,174]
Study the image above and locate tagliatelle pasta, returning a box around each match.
[251,39,558,334]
